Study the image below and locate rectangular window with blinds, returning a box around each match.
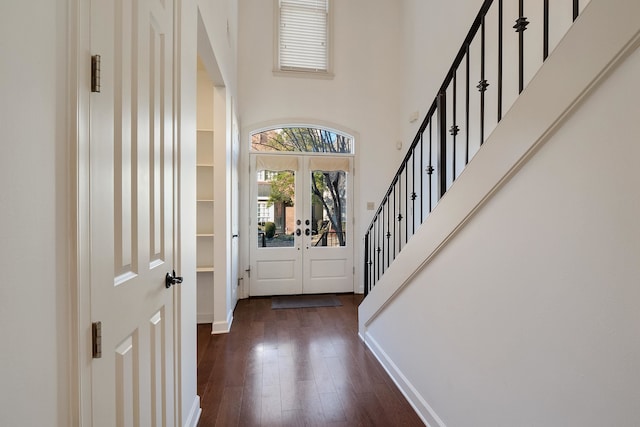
[278,0,329,73]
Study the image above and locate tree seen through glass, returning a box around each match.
[251,127,353,154]
[253,127,350,247]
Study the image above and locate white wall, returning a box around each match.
[0,1,70,426]
[399,0,484,145]
[198,0,239,97]
[237,0,404,293]
[360,0,640,425]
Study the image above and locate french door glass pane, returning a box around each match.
[256,170,295,248]
[310,170,346,247]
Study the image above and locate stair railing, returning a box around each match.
[364,0,584,295]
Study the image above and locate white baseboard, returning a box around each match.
[364,332,446,427]
[183,395,201,427]
[211,310,234,334]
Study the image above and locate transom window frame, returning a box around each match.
[273,0,334,79]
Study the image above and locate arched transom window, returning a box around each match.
[250,126,354,154]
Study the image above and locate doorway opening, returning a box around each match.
[195,10,239,333]
[249,127,354,296]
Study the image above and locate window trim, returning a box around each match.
[273,0,334,79]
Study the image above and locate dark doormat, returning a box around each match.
[271,294,342,309]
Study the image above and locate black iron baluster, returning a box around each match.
[376,215,381,283]
[498,0,503,121]
[411,146,416,236]
[370,227,374,289]
[478,15,488,146]
[573,0,579,21]
[437,91,447,198]
[543,0,549,60]
[380,203,385,273]
[368,224,371,287]
[376,214,380,283]
[451,71,458,182]
[465,44,470,165]
[371,217,375,285]
[398,175,403,252]
[364,232,369,295]
[371,225,374,290]
[405,161,409,244]
[420,132,424,223]
[393,185,396,260]
[368,224,372,288]
[514,0,529,94]
[428,121,433,212]
[371,219,375,286]
[386,197,390,269]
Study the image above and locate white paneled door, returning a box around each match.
[250,155,353,296]
[90,0,177,425]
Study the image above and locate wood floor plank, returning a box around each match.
[197,294,424,426]
[237,383,262,427]
[319,391,347,423]
[197,324,212,363]
[214,385,243,427]
[260,383,282,425]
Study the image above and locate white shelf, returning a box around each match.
[196,123,214,278]
[196,65,216,324]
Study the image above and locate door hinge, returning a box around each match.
[91,54,101,93]
[353,266,355,275]
[92,321,102,359]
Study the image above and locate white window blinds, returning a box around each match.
[279,0,328,72]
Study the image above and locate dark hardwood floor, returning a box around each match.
[197,293,424,426]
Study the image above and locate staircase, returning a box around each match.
[364,0,588,295]
[358,0,640,425]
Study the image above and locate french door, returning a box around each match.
[250,154,353,296]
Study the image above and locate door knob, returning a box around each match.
[296,229,301,236]
[305,228,311,236]
[165,270,183,288]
